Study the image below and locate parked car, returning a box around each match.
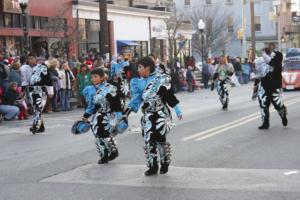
[282,55,300,90]
[285,48,300,59]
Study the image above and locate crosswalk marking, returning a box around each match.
[41,164,300,192]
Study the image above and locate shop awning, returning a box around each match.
[117,40,140,46]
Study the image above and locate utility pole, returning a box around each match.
[19,0,29,56]
[99,0,110,56]
[250,0,256,62]
[241,0,247,60]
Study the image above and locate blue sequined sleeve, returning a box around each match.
[83,86,96,118]
[110,63,118,79]
[128,78,143,113]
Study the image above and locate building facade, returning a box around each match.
[276,0,300,51]
[73,0,193,61]
[0,0,74,57]
[0,0,194,61]
[175,0,278,59]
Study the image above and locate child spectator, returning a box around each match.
[59,63,75,111]
[76,64,91,108]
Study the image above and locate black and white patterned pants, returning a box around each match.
[30,86,47,130]
[216,79,231,109]
[257,83,286,124]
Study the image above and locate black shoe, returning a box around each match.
[160,164,169,174]
[39,122,45,133]
[30,126,41,134]
[282,116,288,127]
[108,150,119,161]
[98,157,108,164]
[144,165,158,176]
[258,123,269,130]
[30,127,36,134]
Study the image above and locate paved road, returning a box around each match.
[1,84,300,200]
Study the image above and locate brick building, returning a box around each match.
[0,0,74,57]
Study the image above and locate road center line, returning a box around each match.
[181,112,259,141]
[182,96,300,142]
[194,98,300,141]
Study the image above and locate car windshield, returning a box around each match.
[283,62,300,71]
[286,53,300,57]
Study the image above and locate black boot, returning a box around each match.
[107,138,119,161]
[259,108,270,130]
[282,116,288,127]
[157,142,171,175]
[222,97,229,110]
[144,142,158,176]
[160,164,169,174]
[30,126,37,134]
[258,122,269,130]
[279,106,288,127]
[108,149,119,161]
[96,137,109,164]
[38,121,45,133]
[144,164,158,176]
[98,157,108,164]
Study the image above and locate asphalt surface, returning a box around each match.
[1,84,300,200]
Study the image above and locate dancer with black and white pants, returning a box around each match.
[28,54,52,134]
[256,44,288,130]
[212,55,235,110]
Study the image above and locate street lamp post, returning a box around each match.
[250,0,256,62]
[198,19,205,65]
[19,0,29,56]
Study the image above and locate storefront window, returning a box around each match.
[151,38,166,60]
[0,36,21,56]
[133,41,148,58]
[34,16,41,29]
[141,41,148,57]
[12,14,20,28]
[40,17,49,29]
[117,41,148,60]
[28,16,35,29]
[79,19,100,54]
[0,14,4,27]
[0,37,5,50]
[4,13,12,27]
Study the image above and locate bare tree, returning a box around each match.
[190,5,237,58]
[164,7,184,63]
[42,5,81,59]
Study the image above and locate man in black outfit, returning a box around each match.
[257,43,288,130]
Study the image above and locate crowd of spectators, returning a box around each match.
[0,49,254,122]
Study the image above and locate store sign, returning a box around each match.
[2,0,22,13]
[152,26,164,33]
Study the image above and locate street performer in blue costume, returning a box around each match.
[125,57,183,176]
[80,68,127,164]
[29,53,52,134]
[109,55,130,109]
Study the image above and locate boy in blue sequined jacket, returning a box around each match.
[82,68,126,164]
[125,57,183,176]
